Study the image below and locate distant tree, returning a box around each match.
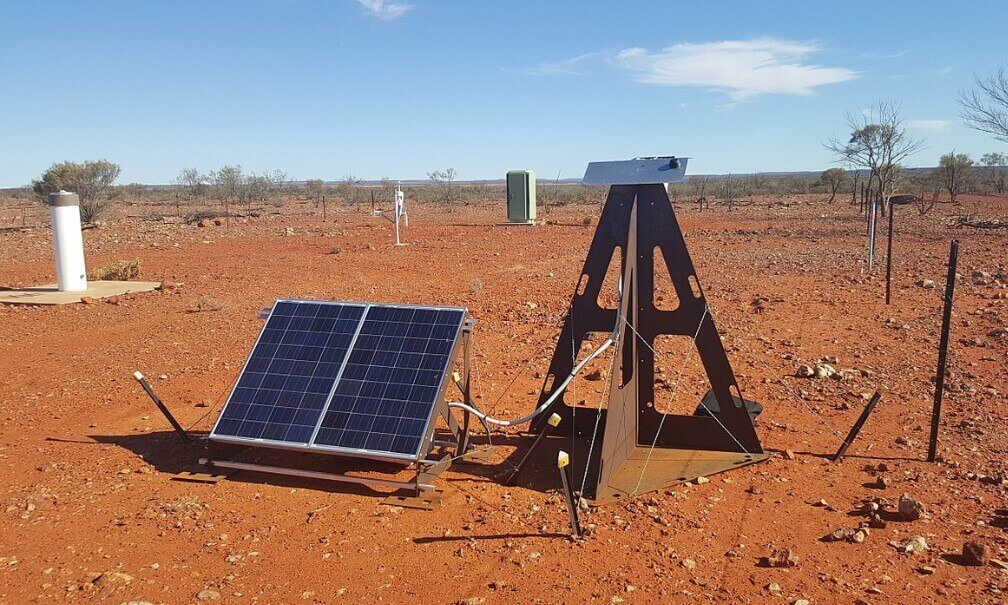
[980,152,1007,193]
[720,173,740,211]
[427,168,457,203]
[305,178,326,218]
[937,151,974,203]
[820,167,848,203]
[825,101,924,212]
[31,159,121,223]
[211,164,243,222]
[265,169,288,203]
[688,175,709,210]
[174,168,207,217]
[336,174,364,207]
[959,65,1008,143]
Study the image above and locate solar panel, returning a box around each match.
[211,300,366,444]
[313,306,466,457]
[210,299,467,461]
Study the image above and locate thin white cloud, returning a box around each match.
[503,53,599,76]
[356,0,412,20]
[859,49,908,60]
[611,38,857,100]
[909,119,951,131]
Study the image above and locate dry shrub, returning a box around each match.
[88,259,140,281]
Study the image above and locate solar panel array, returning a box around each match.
[211,299,466,459]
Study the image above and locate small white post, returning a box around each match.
[394,183,406,246]
[48,190,88,292]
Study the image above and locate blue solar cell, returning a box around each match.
[212,301,366,444]
[313,305,465,457]
[212,300,466,460]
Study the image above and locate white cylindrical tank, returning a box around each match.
[48,190,88,292]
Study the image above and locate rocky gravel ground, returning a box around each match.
[0,194,1004,604]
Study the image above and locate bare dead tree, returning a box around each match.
[959,65,1008,143]
[825,101,925,212]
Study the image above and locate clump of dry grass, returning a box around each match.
[88,259,140,281]
[188,294,225,313]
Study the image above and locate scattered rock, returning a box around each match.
[824,527,869,543]
[695,476,709,484]
[158,279,180,292]
[680,558,696,570]
[874,476,890,489]
[783,450,796,461]
[962,541,989,566]
[898,493,925,520]
[196,589,221,601]
[80,296,98,305]
[795,364,814,378]
[284,227,295,236]
[892,536,928,554]
[457,598,485,605]
[763,548,798,567]
[916,565,936,575]
[917,279,936,289]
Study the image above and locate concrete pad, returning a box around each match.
[0,280,161,305]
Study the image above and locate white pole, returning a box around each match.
[48,190,88,292]
[394,184,405,245]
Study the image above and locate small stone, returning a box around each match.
[916,565,936,575]
[893,536,928,554]
[794,600,810,605]
[962,541,989,566]
[196,589,221,601]
[917,279,936,289]
[796,364,814,378]
[874,476,890,489]
[695,476,709,484]
[680,558,696,570]
[898,493,925,520]
[767,582,781,593]
[783,450,796,461]
[457,599,485,605]
[764,548,798,567]
[81,296,97,305]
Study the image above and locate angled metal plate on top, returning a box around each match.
[582,156,689,185]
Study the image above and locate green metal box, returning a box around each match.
[506,170,536,223]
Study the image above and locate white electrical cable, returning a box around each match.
[447,333,615,427]
[448,280,623,428]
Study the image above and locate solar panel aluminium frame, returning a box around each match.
[208,298,469,464]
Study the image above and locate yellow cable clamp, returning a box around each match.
[557,450,569,469]
[547,413,562,427]
[452,371,461,383]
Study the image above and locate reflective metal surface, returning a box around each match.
[582,156,689,185]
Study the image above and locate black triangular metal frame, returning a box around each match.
[533,184,767,502]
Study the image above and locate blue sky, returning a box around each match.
[1,0,1005,186]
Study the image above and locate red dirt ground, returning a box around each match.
[0,194,1005,604]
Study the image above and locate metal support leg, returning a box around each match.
[133,371,193,442]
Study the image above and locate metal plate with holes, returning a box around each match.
[582,156,689,185]
[209,299,467,462]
